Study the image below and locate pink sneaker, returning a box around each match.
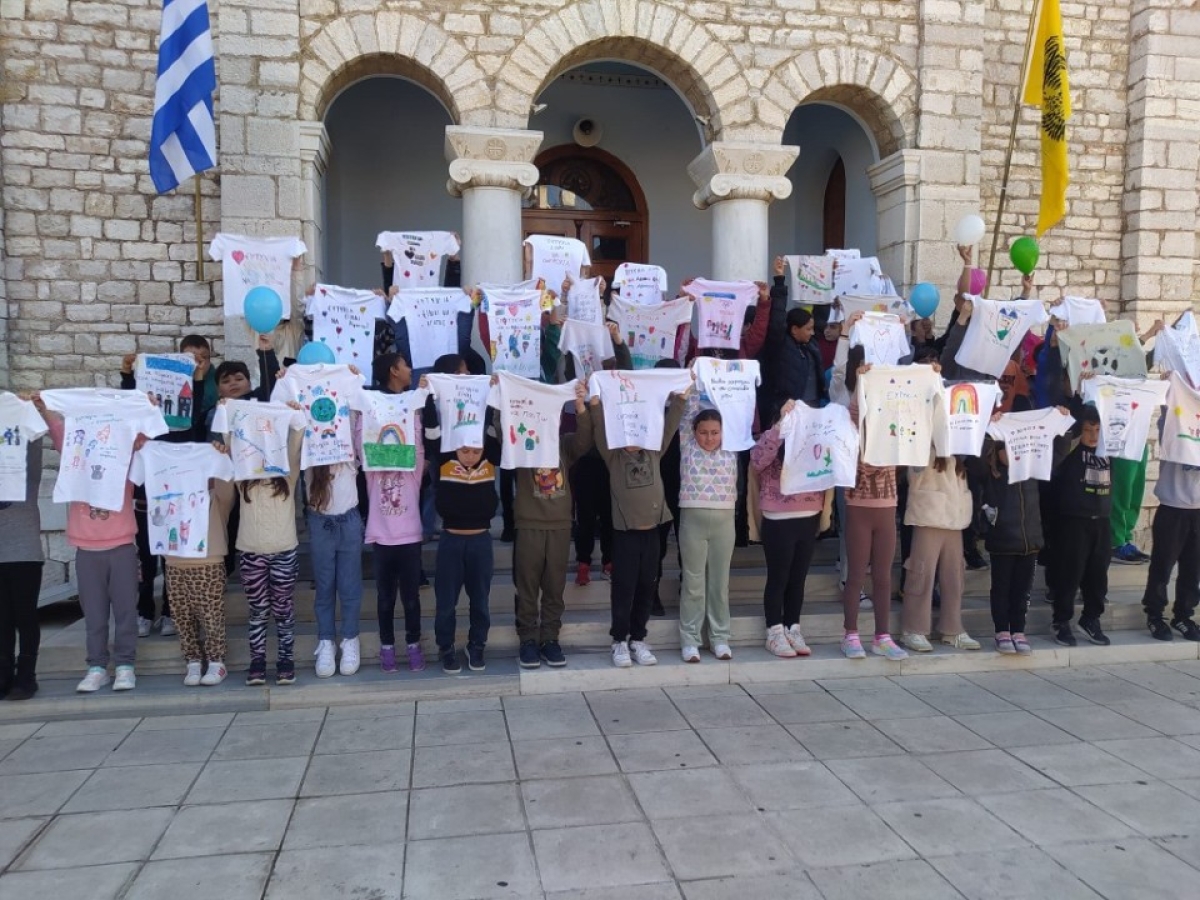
[379,645,398,674]
[406,642,426,672]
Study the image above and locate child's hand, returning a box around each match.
[212,441,229,455]
[382,250,394,267]
[990,410,1004,423]
[120,353,136,375]
[1055,405,1070,417]
[286,400,302,411]
[957,245,973,266]
[489,374,499,387]
[561,275,573,297]
[257,333,274,352]
[781,399,796,417]
[29,391,46,413]
[575,380,588,404]
[773,256,786,277]
[348,365,361,377]
[418,375,429,391]
[856,363,872,376]
[930,361,943,374]
[755,281,769,302]
[606,321,623,345]
[133,434,149,451]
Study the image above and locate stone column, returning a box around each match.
[868,149,924,306]
[445,126,543,287]
[299,122,332,284]
[688,143,799,282]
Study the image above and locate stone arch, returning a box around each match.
[490,0,754,137]
[298,13,488,122]
[759,47,917,157]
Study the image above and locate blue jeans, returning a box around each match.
[307,509,364,641]
[434,531,493,651]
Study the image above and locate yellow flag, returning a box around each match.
[1022,0,1070,236]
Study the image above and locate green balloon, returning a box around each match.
[1009,236,1040,275]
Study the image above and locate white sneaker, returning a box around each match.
[942,632,981,651]
[712,643,732,660]
[112,666,136,691]
[786,625,811,657]
[859,591,873,610]
[611,641,632,668]
[681,645,701,663]
[200,660,227,686]
[339,637,361,676]
[766,624,798,658]
[629,640,657,666]
[137,617,152,638]
[314,640,336,678]
[158,616,177,637]
[183,661,202,687]
[901,632,933,653]
[76,666,109,693]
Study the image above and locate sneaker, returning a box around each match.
[1171,618,1200,642]
[275,661,295,685]
[245,658,267,686]
[995,634,1017,655]
[200,660,227,686]
[786,625,811,656]
[137,616,152,638]
[766,624,798,658]
[629,640,657,666]
[339,637,361,676]
[1012,634,1032,655]
[519,640,542,669]
[611,640,632,668]
[841,633,867,660]
[76,666,109,693]
[941,632,981,651]
[112,665,136,691]
[441,648,462,674]
[158,616,177,637]
[379,645,398,674]
[712,643,733,661]
[1148,617,1173,641]
[1052,623,1078,647]
[539,641,567,667]
[575,563,591,586]
[467,644,486,672]
[872,635,909,661]
[1078,617,1110,646]
[406,642,426,672]
[183,660,202,687]
[840,580,873,609]
[901,632,933,653]
[681,644,701,663]
[964,547,989,570]
[314,639,336,678]
[1113,543,1150,565]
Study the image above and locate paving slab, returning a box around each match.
[532,822,670,893]
[267,845,403,900]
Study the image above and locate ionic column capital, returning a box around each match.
[445,126,543,197]
[687,142,799,210]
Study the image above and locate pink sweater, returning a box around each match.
[48,416,136,550]
[362,418,424,547]
[750,426,824,516]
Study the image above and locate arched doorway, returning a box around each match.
[523,145,649,286]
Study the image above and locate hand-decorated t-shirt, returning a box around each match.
[482,287,546,380]
[849,313,910,366]
[310,304,375,382]
[425,374,491,451]
[1057,320,1147,391]
[785,255,834,306]
[565,277,605,326]
[612,264,668,306]
[779,402,859,493]
[1054,296,1106,326]
[270,364,368,469]
[209,233,305,319]
[558,319,615,380]
[933,381,1004,457]
[1158,372,1200,466]
[489,373,577,470]
[682,279,757,352]
[986,407,1075,483]
[210,400,306,481]
[305,284,387,321]
[955,297,1050,378]
[832,256,886,298]
[0,393,48,503]
[1081,375,1168,460]
[41,389,169,511]
[130,442,233,559]
[830,294,911,325]
[386,288,473,371]
[693,357,761,452]
[376,231,459,289]
[133,354,197,432]
[360,389,429,472]
[590,369,693,451]
[608,296,693,368]
[523,235,590,292]
[1154,311,1200,389]
[855,365,943,467]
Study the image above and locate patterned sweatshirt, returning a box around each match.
[678,393,737,510]
[750,424,824,517]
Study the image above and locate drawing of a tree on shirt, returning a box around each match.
[510,422,539,451]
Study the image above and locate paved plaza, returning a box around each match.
[2,663,1200,898]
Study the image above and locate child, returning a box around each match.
[306,460,366,677]
[751,400,825,658]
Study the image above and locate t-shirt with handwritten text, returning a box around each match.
[489,373,578,470]
[986,407,1075,483]
[209,233,305,319]
[612,264,669,306]
[376,231,459,289]
[683,279,757,352]
[855,365,943,467]
[0,392,47,503]
[270,364,368,469]
[425,374,492,451]
[589,369,693,452]
[609,296,693,368]
[130,442,233,559]
[523,235,590,292]
[693,357,761,452]
[210,400,306,481]
[388,288,474,370]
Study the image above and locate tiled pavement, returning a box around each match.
[2,662,1200,899]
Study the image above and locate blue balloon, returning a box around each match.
[909,282,940,319]
[297,341,337,365]
[243,286,283,334]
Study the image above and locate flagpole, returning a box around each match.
[985,0,1042,292]
[194,175,205,281]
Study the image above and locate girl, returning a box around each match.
[677,400,737,662]
[751,400,826,658]
[306,459,365,678]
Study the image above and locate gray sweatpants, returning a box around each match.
[76,544,139,668]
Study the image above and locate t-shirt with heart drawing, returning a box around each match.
[954,297,1050,379]
[209,233,306,319]
[986,408,1075,483]
[376,231,459,289]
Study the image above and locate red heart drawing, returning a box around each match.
[648,326,656,334]
[231,250,245,264]
[336,327,343,335]
[403,271,411,278]
[1131,402,1139,410]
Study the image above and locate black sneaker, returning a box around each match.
[1171,618,1200,642]
[1148,617,1173,641]
[441,648,462,674]
[540,640,567,667]
[964,547,989,571]
[245,658,267,686]
[1078,617,1111,646]
[518,640,541,669]
[275,661,295,685]
[467,644,486,672]
[1052,623,1077,647]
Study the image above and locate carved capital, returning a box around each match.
[446,159,541,196]
[687,141,799,210]
[444,125,543,195]
[867,150,923,198]
[298,121,332,174]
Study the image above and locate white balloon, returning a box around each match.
[954,214,986,245]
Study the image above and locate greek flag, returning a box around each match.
[149,0,217,194]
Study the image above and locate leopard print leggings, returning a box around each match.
[165,562,228,662]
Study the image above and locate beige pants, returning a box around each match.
[902,527,965,636]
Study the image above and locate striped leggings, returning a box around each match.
[241,549,298,665]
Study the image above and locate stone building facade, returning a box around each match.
[1,0,1197,593]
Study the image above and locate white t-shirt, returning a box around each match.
[612,264,668,306]
[130,442,234,559]
[386,288,473,371]
[1081,375,1168,460]
[849,313,910,366]
[376,231,459,289]
[305,284,387,321]
[270,364,368,469]
[1057,320,1147,391]
[41,389,169,511]
[210,400,306,481]
[360,390,428,472]
[955,296,1050,378]
[1055,296,1106,326]
[558,319,615,380]
[832,256,886,298]
[1158,373,1200,466]
[134,354,197,432]
[0,393,48,503]
[986,408,1075,483]
[565,277,605,326]
[425,374,492,451]
[1154,312,1200,389]
[209,233,305,319]
[608,296,693,369]
[523,235,590,291]
[785,256,834,306]
[310,304,375,382]
[855,365,943,467]
[933,381,1003,457]
[482,287,547,380]
[693,357,761,452]
[683,279,758,352]
[589,369,693,451]
[488,373,578,470]
[780,402,860,493]
[831,294,912,325]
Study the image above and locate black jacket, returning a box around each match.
[766,276,826,416]
[980,463,1044,555]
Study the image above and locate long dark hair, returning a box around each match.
[306,464,333,513]
[240,477,290,504]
